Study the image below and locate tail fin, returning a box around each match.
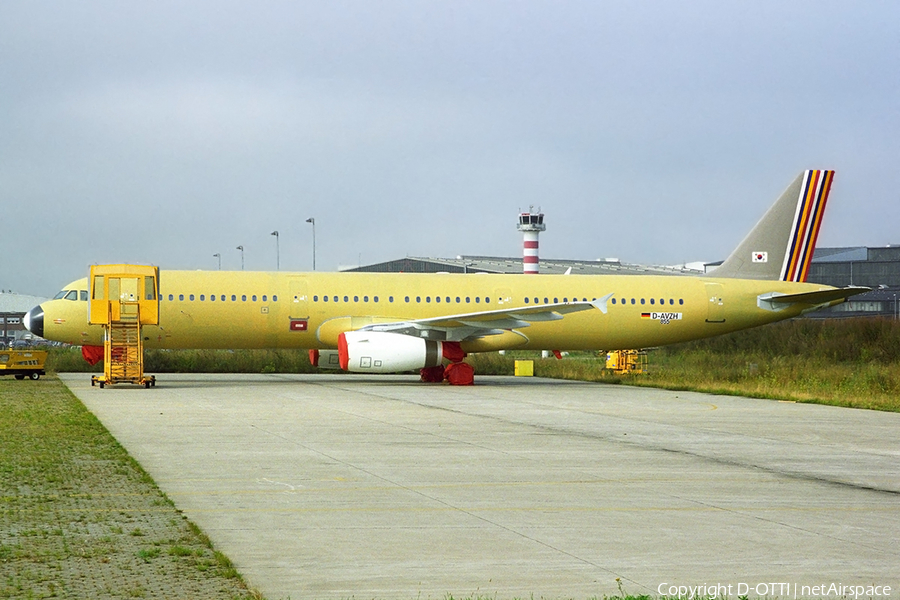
[711,170,834,282]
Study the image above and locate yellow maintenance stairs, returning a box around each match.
[88,264,159,388]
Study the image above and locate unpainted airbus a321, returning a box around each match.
[25,170,867,384]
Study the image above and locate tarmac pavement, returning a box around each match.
[60,373,900,600]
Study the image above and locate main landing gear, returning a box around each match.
[420,342,475,385]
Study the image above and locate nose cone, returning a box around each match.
[24,305,44,338]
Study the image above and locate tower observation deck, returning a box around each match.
[517,208,545,274]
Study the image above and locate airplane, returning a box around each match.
[24,170,868,385]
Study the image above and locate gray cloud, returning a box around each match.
[2,1,898,296]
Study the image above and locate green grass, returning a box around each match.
[0,376,264,598]
[470,317,900,412]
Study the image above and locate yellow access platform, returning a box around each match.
[605,349,647,375]
[88,264,159,388]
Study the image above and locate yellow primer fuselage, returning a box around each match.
[41,270,836,352]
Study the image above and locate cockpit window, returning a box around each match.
[53,290,68,300]
[80,290,88,301]
[64,291,78,301]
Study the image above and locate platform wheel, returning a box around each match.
[15,374,25,380]
[29,372,40,380]
[99,381,105,389]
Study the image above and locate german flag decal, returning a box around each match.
[780,170,834,283]
[289,319,308,331]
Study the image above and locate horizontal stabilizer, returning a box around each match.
[757,286,870,312]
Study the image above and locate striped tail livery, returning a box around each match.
[780,169,833,282]
[713,169,835,282]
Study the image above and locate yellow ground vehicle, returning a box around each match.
[605,349,647,374]
[0,349,48,380]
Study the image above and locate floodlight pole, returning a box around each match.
[306,218,316,271]
[213,253,221,270]
[271,231,280,270]
[236,245,244,270]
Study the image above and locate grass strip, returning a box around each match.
[0,376,263,599]
[470,318,900,412]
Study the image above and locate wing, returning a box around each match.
[359,294,612,342]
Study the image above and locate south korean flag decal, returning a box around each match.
[752,251,768,263]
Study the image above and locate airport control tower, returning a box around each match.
[517,207,545,274]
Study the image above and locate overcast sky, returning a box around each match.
[2,1,898,297]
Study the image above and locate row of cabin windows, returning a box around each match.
[314,295,602,304]
[314,295,495,304]
[611,298,684,306]
[310,295,685,306]
[58,289,683,308]
[164,294,278,302]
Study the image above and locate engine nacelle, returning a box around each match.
[338,331,443,373]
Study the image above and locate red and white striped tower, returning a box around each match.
[517,207,545,274]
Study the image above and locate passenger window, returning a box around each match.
[563,297,568,302]
[679,299,684,305]
[416,296,421,303]
[201,295,206,301]
[446,297,450,303]
[553,297,558,303]
[210,295,215,301]
[405,296,409,302]
[263,295,268,302]
[168,294,174,301]
[232,295,237,301]
[669,299,674,305]
[455,297,460,303]
[435,296,439,303]
[466,297,470,303]
[179,294,184,301]
[475,297,480,303]
[611,298,616,304]
[650,299,655,305]
[354,296,358,302]
[524,298,529,304]
[252,295,257,301]
[364,296,369,302]
[332,296,337,302]
[344,296,349,302]
[323,296,328,302]
[189,294,195,301]
[641,299,645,304]
[543,298,548,304]
[485,297,490,303]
